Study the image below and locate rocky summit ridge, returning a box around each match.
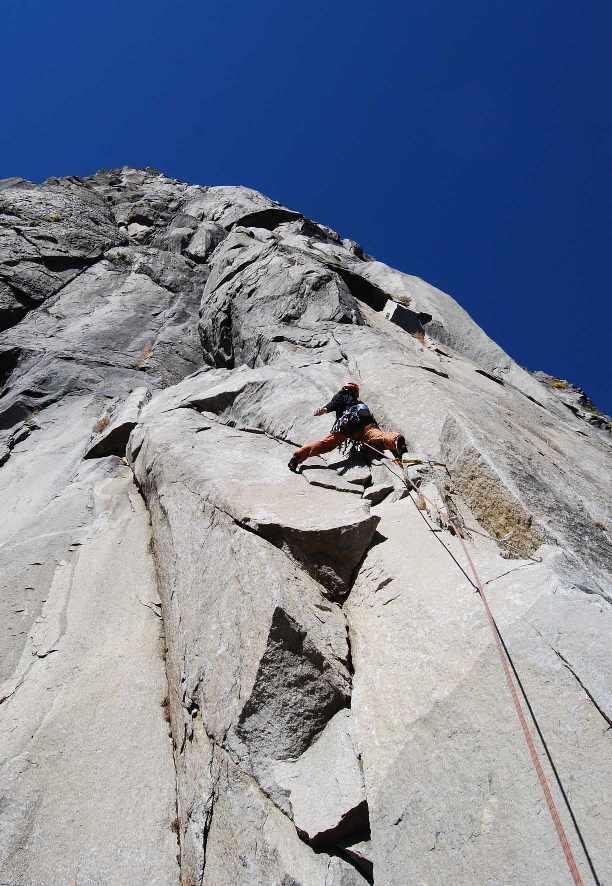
[0,167,610,886]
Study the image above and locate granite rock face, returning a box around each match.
[1,167,610,886]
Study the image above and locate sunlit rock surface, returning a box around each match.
[1,168,610,885]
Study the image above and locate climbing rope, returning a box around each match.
[358,441,600,886]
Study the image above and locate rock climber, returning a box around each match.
[288,381,407,472]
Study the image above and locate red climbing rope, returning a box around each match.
[357,441,589,885]
[454,532,585,886]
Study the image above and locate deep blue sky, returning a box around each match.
[3,0,611,411]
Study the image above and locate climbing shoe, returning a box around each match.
[288,455,299,473]
[394,435,408,459]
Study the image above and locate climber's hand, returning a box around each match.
[314,407,326,417]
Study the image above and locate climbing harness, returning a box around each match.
[332,401,374,434]
[359,440,601,886]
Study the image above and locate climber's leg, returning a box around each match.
[360,424,406,458]
[289,432,348,470]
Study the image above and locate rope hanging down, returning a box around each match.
[358,441,600,886]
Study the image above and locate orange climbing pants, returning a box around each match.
[293,423,400,464]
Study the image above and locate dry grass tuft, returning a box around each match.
[93,414,110,433]
[137,342,154,368]
[170,816,180,835]
[113,248,131,265]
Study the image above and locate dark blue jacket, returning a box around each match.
[324,389,377,433]
[324,389,359,418]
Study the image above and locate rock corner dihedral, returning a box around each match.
[0,168,610,886]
